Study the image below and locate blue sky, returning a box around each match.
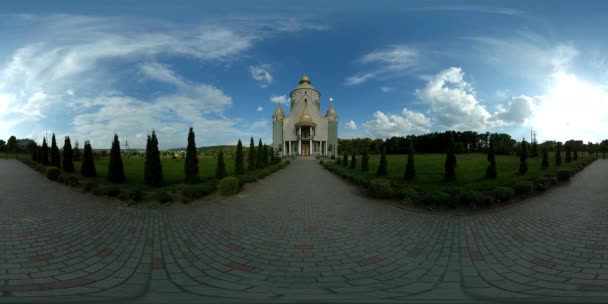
[1,0,607,149]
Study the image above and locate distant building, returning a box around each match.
[272,75,338,157]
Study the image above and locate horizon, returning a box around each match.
[1,0,607,149]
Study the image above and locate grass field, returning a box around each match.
[348,152,594,192]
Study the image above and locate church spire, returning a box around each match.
[272,103,284,120]
[325,97,338,120]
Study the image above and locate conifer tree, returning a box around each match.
[541,146,549,169]
[50,133,61,168]
[573,146,578,161]
[519,138,528,174]
[486,138,496,179]
[73,141,81,161]
[248,137,256,171]
[361,150,369,172]
[256,139,265,169]
[350,153,356,169]
[262,144,268,167]
[216,149,226,179]
[40,137,49,165]
[377,146,388,176]
[235,139,245,175]
[404,140,415,180]
[184,127,199,184]
[32,144,38,162]
[108,134,126,183]
[62,136,75,173]
[565,144,571,163]
[80,140,96,177]
[144,131,163,187]
[342,151,348,167]
[444,136,456,181]
[555,142,562,166]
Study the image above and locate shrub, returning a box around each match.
[218,176,240,195]
[444,137,456,181]
[65,175,80,187]
[45,166,60,181]
[399,187,419,204]
[182,183,216,199]
[369,179,393,199]
[92,187,107,196]
[129,187,144,201]
[83,181,97,192]
[153,191,172,204]
[422,190,450,206]
[460,190,487,208]
[57,174,65,184]
[534,176,552,192]
[104,185,120,197]
[557,169,570,181]
[513,181,533,194]
[494,186,514,202]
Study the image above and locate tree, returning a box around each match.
[80,140,96,177]
[530,141,539,157]
[342,151,348,168]
[444,137,457,181]
[7,136,17,159]
[262,144,269,167]
[248,137,256,171]
[108,134,126,183]
[376,146,387,177]
[235,139,245,175]
[50,133,61,168]
[0,139,5,154]
[73,141,81,161]
[541,146,549,169]
[565,144,572,163]
[216,149,227,179]
[184,127,199,184]
[486,138,496,179]
[519,138,528,174]
[361,150,369,172]
[40,137,49,165]
[31,143,38,162]
[256,139,265,169]
[555,142,562,166]
[144,131,163,187]
[404,140,415,180]
[350,153,356,169]
[62,136,75,173]
[573,146,578,161]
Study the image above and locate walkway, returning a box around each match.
[1,158,608,303]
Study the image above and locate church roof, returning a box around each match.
[296,104,316,126]
[325,102,338,119]
[293,74,318,91]
[272,103,285,119]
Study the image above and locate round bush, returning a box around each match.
[557,169,571,182]
[65,175,80,187]
[460,190,487,208]
[399,187,419,204]
[369,179,393,199]
[45,166,60,181]
[513,181,533,194]
[153,191,172,204]
[494,186,514,202]
[129,187,144,201]
[421,191,450,206]
[218,176,240,196]
[104,185,120,197]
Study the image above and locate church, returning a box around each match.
[272,75,338,157]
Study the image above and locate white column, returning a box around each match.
[283,142,286,157]
[310,139,312,156]
[325,141,328,156]
[298,139,301,156]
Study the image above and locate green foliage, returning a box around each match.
[62,136,75,173]
[555,142,562,166]
[513,181,533,194]
[235,139,245,175]
[541,146,549,169]
[486,139,497,179]
[83,181,97,192]
[64,175,80,187]
[376,146,387,177]
[6,136,17,159]
[248,137,256,171]
[128,187,144,201]
[40,137,49,165]
[398,187,419,204]
[45,166,60,181]
[342,152,348,168]
[565,144,572,163]
[404,140,415,180]
[184,127,199,184]
[182,183,216,199]
[256,139,265,169]
[444,137,456,181]
[103,185,120,197]
[573,148,578,161]
[369,179,393,199]
[218,176,240,195]
[50,133,61,168]
[153,191,172,204]
[216,149,227,179]
[534,176,552,192]
[361,150,369,172]
[460,190,488,208]
[80,140,96,177]
[73,141,81,162]
[144,131,163,187]
[108,134,126,183]
[493,186,514,202]
[349,154,357,169]
[31,143,38,162]
[557,169,571,181]
[519,139,528,174]
[422,190,450,206]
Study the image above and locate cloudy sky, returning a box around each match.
[1,0,607,149]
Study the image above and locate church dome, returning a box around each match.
[293,74,318,91]
[272,103,285,120]
[325,102,338,120]
[299,74,310,84]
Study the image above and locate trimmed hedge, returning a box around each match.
[182,183,216,200]
[218,177,240,196]
[513,181,533,194]
[369,179,393,199]
[45,166,60,181]
[153,191,172,204]
[557,170,571,181]
[398,187,419,204]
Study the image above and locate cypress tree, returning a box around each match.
[268,145,274,165]
[565,144,572,163]
[519,138,528,174]
[108,134,126,183]
[50,133,61,168]
[216,149,227,179]
[444,137,456,181]
[350,153,356,169]
[377,146,387,176]
[144,131,163,187]
[555,142,562,166]
[573,146,578,161]
[541,146,549,169]
[404,140,415,180]
[80,140,96,177]
[248,137,256,171]
[486,138,497,179]
[342,151,348,167]
[144,135,151,184]
[256,139,265,169]
[32,144,38,162]
[361,150,369,172]
[262,144,268,167]
[62,136,75,173]
[235,139,245,175]
[40,137,49,165]
[184,127,199,184]
[73,141,81,161]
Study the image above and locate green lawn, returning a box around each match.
[355,152,593,191]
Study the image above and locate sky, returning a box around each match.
[1,0,607,149]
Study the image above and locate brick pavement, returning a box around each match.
[1,158,608,303]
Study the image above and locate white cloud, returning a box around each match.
[492,95,537,124]
[139,62,184,86]
[346,45,418,86]
[257,106,263,112]
[415,67,492,130]
[270,95,288,104]
[345,73,375,86]
[249,64,273,88]
[380,86,394,93]
[345,120,357,130]
[363,108,431,138]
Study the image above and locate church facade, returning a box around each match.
[272,75,338,157]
